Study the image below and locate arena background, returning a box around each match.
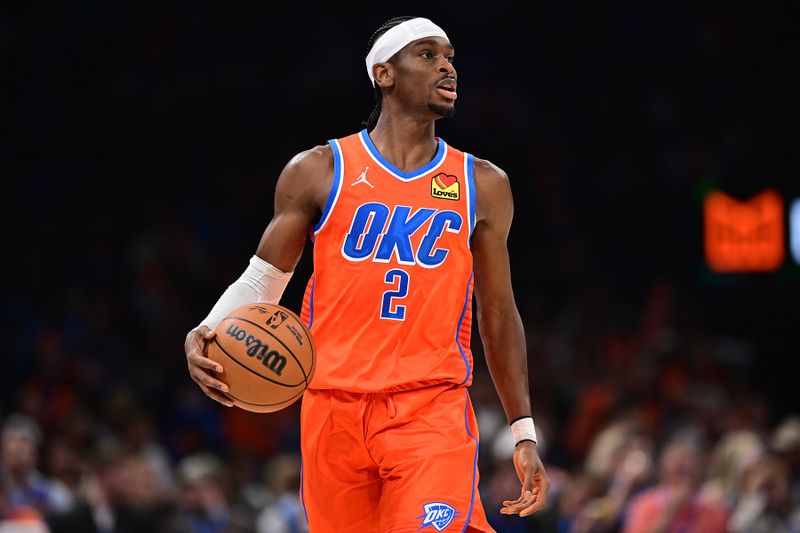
[3,2,799,532]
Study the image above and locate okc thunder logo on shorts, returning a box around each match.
[418,502,459,531]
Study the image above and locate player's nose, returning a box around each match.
[437,56,455,76]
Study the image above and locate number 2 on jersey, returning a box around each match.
[380,268,409,320]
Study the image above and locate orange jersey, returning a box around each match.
[300,129,476,392]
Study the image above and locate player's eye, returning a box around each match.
[420,51,432,59]
[447,56,455,64]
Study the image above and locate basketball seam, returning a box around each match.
[227,315,315,386]
[283,305,316,384]
[267,305,316,383]
[267,305,315,384]
[211,337,304,388]
[225,386,305,407]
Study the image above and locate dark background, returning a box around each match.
[2,0,799,529]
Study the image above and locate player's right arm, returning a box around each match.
[184,145,333,407]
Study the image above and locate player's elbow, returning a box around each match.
[476,300,521,336]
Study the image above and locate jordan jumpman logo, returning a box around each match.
[351,166,374,188]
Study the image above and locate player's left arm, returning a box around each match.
[471,157,550,517]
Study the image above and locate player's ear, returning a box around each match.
[373,62,395,89]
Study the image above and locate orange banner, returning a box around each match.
[704,189,785,272]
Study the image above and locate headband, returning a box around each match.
[365,18,449,85]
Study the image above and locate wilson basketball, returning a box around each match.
[206,303,315,413]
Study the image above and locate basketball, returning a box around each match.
[206,303,315,413]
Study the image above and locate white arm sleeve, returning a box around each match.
[197,255,293,330]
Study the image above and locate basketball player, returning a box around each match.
[184,16,550,532]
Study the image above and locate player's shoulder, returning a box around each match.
[283,144,334,175]
[471,156,510,192]
[471,156,514,224]
[275,144,334,208]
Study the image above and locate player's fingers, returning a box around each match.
[519,495,548,518]
[188,352,224,374]
[504,476,549,516]
[501,482,546,513]
[500,490,536,513]
[501,482,540,506]
[500,495,534,508]
[198,383,233,407]
[501,495,524,506]
[189,366,229,393]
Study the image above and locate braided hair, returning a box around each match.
[363,16,417,131]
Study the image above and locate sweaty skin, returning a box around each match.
[184,35,550,517]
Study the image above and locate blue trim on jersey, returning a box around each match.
[307,278,315,330]
[461,389,479,533]
[313,140,343,232]
[466,154,476,239]
[359,129,446,180]
[299,459,309,525]
[456,274,473,385]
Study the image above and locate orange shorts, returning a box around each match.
[299,384,495,533]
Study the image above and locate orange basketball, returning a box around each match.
[206,303,315,413]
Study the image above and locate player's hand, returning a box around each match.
[500,440,550,517]
[184,326,233,407]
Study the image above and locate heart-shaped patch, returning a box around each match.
[435,173,458,189]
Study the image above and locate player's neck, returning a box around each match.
[368,114,439,174]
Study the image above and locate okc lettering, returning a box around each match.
[424,508,451,523]
[225,324,286,376]
[341,203,462,267]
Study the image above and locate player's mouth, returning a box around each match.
[436,79,457,101]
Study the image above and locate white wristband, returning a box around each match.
[511,417,537,446]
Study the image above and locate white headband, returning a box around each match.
[365,17,449,85]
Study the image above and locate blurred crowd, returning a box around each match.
[2,270,799,532]
[2,390,799,533]
[0,410,307,532]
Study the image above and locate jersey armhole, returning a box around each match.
[313,139,344,234]
[464,153,476,245]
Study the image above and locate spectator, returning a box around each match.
[0,490,49,533]
[42,436,84,502]
[1,414,73,517]
[770,415,800,510]
[47,442,169,533]
[255,453,307,533]
[119,409,176,499]
[163,452,251,533]
[621,429,728,533]
[700,429,766,509]
[557,472,604,533]
[728,454,800,533]
[225,453,271,527]
[568,418,654,532]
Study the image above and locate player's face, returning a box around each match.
[393,37,457,119]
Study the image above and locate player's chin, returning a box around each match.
[428,101,456,119]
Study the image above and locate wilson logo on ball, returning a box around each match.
[225,324,286,376]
